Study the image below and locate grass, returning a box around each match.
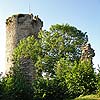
[74,94,100,100]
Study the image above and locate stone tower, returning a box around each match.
[6,14,43,81]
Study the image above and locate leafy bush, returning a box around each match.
[0,74,4,100]
[0,66,33,100]
[32,77,70,100]
[66,61,97,98]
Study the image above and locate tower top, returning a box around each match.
[6,14,43,28]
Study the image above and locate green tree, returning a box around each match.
[39,24,88,76]
[13,35,43,77]
[32,77,69,100]
[0,23,96,99]
[66,61,97,98]
[0,73,4,100]
[0,65,33,100]
[96,65,100,95]
[55,59,97,98]
[13,24,88,78]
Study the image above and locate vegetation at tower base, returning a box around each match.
[0,65,33,100]
[0,23,99,99]
[32,77,70,100]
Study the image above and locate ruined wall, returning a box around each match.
[80,43,95,63]
[6,13,43,82]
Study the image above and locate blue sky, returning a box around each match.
[0,0,100,72]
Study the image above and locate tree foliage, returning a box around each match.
[54,59,97,98]
[13,24,88,77]
[0,65,33,100]
[66,61,97,98]
[32,77,69,100]
[0,24,97,99]
[39,24,88,76]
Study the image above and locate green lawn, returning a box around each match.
[74,94,100,100]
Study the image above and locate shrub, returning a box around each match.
[32,77,70,100]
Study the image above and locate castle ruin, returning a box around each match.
[5,13,95,83]
[80,43,95,64]
[6,13,43,82]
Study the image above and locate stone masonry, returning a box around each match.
[6,13,43,82]
[80,43,95,64]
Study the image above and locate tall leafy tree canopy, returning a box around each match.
[13,24,88,77]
